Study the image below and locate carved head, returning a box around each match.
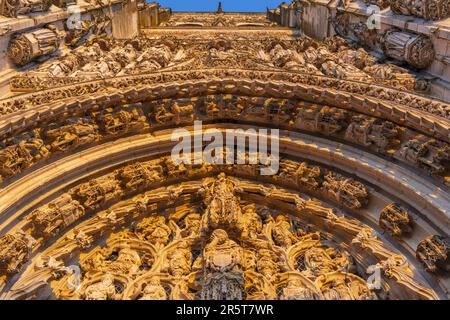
[209,229,229,245]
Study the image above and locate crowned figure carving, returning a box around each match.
[200,173,243,233]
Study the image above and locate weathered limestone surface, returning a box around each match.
[0,0,448,300]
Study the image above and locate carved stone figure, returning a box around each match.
[139,279,167,300]
[136,216,172,248]
[390,0,449,20]
[105,247,142,275]
[118,161,164,191]
[203,229,242,273]
[29,194,85,238]
[167,242,192,277]
[317,272,375,300]
[304,247,350,276]
[0,233,31,275]
[239,204,262,239]
[272,215,298,248]
[201,229,244,300]
[83,275,117,300]
[71,174,122,211]
[93,104,146,135]
[200,173,243,233]
[257,249,279,279]
[323,172,369,209]
[416,235,450,272]
[281,279,319,300]
[181,213,202,237]
[345,116,399,151]
[320,59,370,81]
[336,47,377,70]
[363,63,430,92]
[379,203,413,236]
[45,118,100,152]
[399,139,450,175]
[0,129,49,180]
[0,0,52,18]
[154,99,195,124]
[295,106,348,135]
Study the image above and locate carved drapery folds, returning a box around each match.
[70,174,123,211]
[381,29,435,69]
[416,235,450,272]
[7,26,61,66]
[0,95,447,188]
[45,117,100,152]
[390,0,450,20]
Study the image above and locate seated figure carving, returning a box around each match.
[29,194,85,239]
[45,118,100,152]
[416,235,450,273]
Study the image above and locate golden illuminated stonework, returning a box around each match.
[0,0,448,300]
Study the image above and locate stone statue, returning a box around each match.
[45,118,100,153]
[201,229,244,300]
[416,235,450,272]
[139,279,167,300]
[379,203,413,236]
[83,275,117,300]
[0,233,32,275]
[29,194,85,239]
[167,242,192,277]
[272,215,298,248]
[323,172,369,209]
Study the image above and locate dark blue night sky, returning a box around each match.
[155,0,284,12]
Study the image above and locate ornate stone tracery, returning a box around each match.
[0,0,448,302]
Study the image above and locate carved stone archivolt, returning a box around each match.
[20,34,434,91]
[0,96,447,186]
[0,171,440,300]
